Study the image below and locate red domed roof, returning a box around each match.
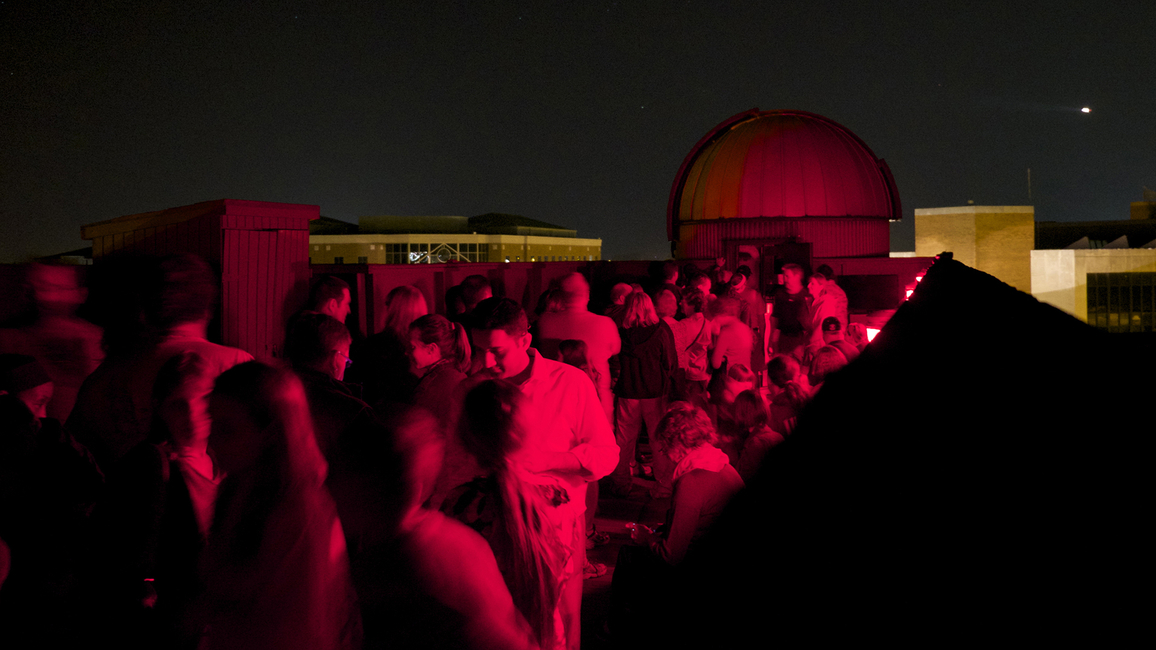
[667,109,901,239]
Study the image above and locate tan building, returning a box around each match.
[1031,248,1156,330]
[914,205,1034,292]
[308,213,602,265]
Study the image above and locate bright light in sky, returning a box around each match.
[1081,107,1091,113]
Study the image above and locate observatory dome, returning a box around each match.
[667,109,900,258]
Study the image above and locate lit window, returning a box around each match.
[325,245,331,251]
[313,245,319,251]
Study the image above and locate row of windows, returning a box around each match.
[310,251,598,265]
[1087,272,1156,333]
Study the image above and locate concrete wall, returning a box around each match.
[915,206,1034,292]
[1031,248,1156,322]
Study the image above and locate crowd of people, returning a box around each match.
[0,254,867,649]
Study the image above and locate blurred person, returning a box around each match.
[534,273,620,425]
[200,362,360,650]
[845,322,870,351]
[441,380,570,649]
[467,297,618,650]
[677,288,712,404]
[358,285,428,408]
[731,389,785,483]
[69,254,252,471]
[769,263,809,360]
[814,265,849,329]
[0,354,103,644]
[605,402,743,643]
[730,266,767,385]
[706,296,752,403]
[408,314,471,427]
[611,292,677,499]
[0,263,104,421]
[766,354,810,436]
[458,275,493,319]
[820,316,860,363]
[92,352,218,649]
[806,271,845,356]
[686,272,715,308]
[377,405,538,650]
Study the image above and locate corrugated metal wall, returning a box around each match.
[676,217,890,259]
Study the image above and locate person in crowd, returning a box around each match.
[659,260,680,292]
[845,322,870,351]
[555,339,610,578]
[358,284,428,408]
[806,269,846,356]
[376,405,539,650]
[606,401,743,643]
[653,286,680,323]
[611,292,677,499]
[769,263,810,360]
[686,272,715,309]
[534,273,620,425]
[200,362,360,650]
[441,380,570,649]
[408,314,471,426]
[532,288,565,325]
[92,351,218,649]
[0,354,103,644]
[458,275,493,321]
[807,346,848,393]
[766,354,811,436]
[308,276,353,325]
[466,297,618,650]
[707,296,752,400]
[677,288,712,404]
[729,266,767,386]
[814,264,849,329]
[820,316,860,363]
[602,282,633,328]
[731,389,785,483]
[0,263,104,422]
[70,253,252,472]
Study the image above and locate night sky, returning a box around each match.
[2,0,1154,263]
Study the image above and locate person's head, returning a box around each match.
[681,288,706,316]
[767,354,801,388]
[456,379,528,472]
[654,401,717,462]
[0,354,53,419]
[557,339,591,370]
[622,291,659,329]
[781,264,804,290]
[309,276,351,323]
[815,264,836,283]
[209,361,325,482]
[558,272,591,310]
[653,287,679,320]
[728,272,747,294]
[145,254,217,332]
[662,260,679,284]
[731,389,769,436]
[809,346,848,387]
[286,312,353,381]
[470,297,532,379]
[709,294,742,320]
[688,273,712,297]
[383,285,428,337]
[26,263,85,317]
[535,288,564,317]
[408,314,471,374]
[609,282,633,306]
[821,316,846,345]
[150,351,211,449]
[721,363,755,405]
[845,322,869,349]
[807,274,825,297]
[459,275,493,312]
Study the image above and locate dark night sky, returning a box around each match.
[2,0,1154,262]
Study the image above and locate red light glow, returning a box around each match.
[866,328,880,342]
[905,289,914,299]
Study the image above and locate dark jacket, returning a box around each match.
[614,321,677,399]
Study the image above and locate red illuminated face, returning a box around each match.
[807,276,824,297]
[471,328,531,379]
[327,288,352,323]
[408,331,441,371]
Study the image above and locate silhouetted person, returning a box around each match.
[357,285,427,408]
[308,276,353,324]
[768,263,809,360]
[820,316,860,363]
[70,254,252,471]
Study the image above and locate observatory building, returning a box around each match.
[669,108,927,311]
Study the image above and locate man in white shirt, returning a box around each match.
[471,297,619,650]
